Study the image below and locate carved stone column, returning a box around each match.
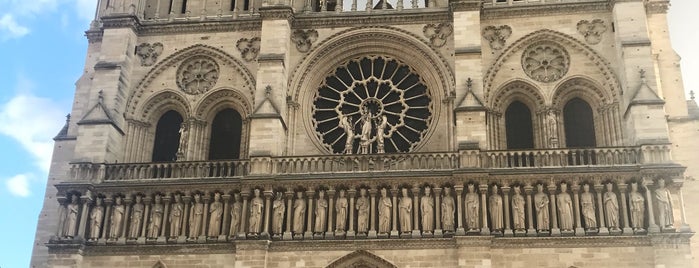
[434,187,443,238]
[140,196,151,243]
[617,183,633,235]
[77,193,93,241]
[594,184,609,235]
[479,185,490,235]
[238,191,249,239]
[221,194,231,237]
[455,185,465,235]
[200,194,210,242]
[305,190,315,239]
[326,189,336,239]
[390,187,399,238]
[262,190,273,239]
[411,186,421,238]
[571,183,584,236]
[283,191,293,240]
[524,185,536,237]
[643,179,660,233]
[181,195,192,241]
[99,197,112,244]
[501,186,512,237]
[347,189,356,238]
[678,187,692,233]
[368,188,377,239]
[120,197,132,243]
[160,195,170,243]
[547,185,560,236]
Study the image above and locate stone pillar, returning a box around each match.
[390,187,399,238]
[678,187,692,232]
[347,189,356,238]
[200,194,210,241]
[99,198,112,244]
[283,191,293,240]
[77,193,93,241]
[368,188,377,239]
[479,185,490,235]
[160,196,170,243]
[548,185,560,236]
[594,184,610,235]
[618,183,633,235]
[305,190,315,239]
[642,179,660,233]
[455,185,465,235]
[262,191,273,239]
[140,196,151,243]
[120,197,132,243]
[571,183,585,236]
[411,186,421,238]
[501,186,512,237]
[221,194,231,236]
[524,185,536,237]
[238,192,249,239]
[181,195,192,240]
[434,187,443,238]
[326,189,335,239]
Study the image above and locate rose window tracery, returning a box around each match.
[177,56,220,95]
[312,56,432,154]
[521,42,570,83]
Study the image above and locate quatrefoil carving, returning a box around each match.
[423,23,453,48]
[577,19,607,45]
[135,42,164,66]
[236,37,261,62]
[482,25,512,50]
[291,29,319,53]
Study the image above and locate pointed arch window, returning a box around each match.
[563,98,596,148]
[152,110,183,162]
[208,108,243,160]
[505,101,534,149]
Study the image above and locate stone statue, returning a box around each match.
[465,184,479,230]
[315,190,328,233]
[248,189,264,234]
[399,188,412,233]
[580,184,597,229]
[189,194,204,238]
[177,122,188,158]
[229,194,242,235]
[272,192,285,235]
[655,179,674,228]
[604,183,619,229]
[358,107,373,154]
[89,198,104,240]
[129,195,145,239]
[339,113,354,154]
[63,195,80,238]
[534,184,550,231]
[421,186,434,233]
[147,195,164,239]
[356,188,370,233]
[441,187,455,232]
[512,186,525,230]
[546,110,557,140]
[169,194,183,238]
[375,115,388,154]
[293,191,306,233]
[109,196,125,239]
[335,190,348,232]
[489,185,503,231]
[378,188,392,233]
[557,183,574,231]
[208,193,223,237]
[629,183,646,230]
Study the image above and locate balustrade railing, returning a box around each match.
[74,160,250,182]
[272,152,459,174]
[483,147,642,169]
[483,0,605,6]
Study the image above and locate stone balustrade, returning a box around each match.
[71,160,250,182]
[49,178,690,246]
[482,147,642,168]
[483,0,605,6]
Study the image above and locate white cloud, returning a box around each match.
[75,0,96,22]
[0,75,67,173]
[5,173,32,197]
[0,14,30,40]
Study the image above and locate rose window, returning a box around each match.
[312,56,433,154]
[177,56,220,95]
[521,42,570,83]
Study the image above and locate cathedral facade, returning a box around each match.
[31,0,699,267]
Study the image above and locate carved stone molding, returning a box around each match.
[136,42,164,66]
[482,2,610,20]
[176,56,220,95]
[483,25,512,50]
[521,41,570,83]
[645,0,670,14]
[576,19,607,45]
[291,29,319,53]
[236,37,261,62]
[423,23,453,48]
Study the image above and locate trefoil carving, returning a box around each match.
[291,29,319,53]
[577,19,607,45]
[136,42,164,66]
[423,23,453,48]
[482,25,512,50]
[236,37,261,62]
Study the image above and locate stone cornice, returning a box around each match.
[449,0,482,12]
[100,15,140,31]
[645,0,670,15]
[491,236,652,248]
[482,1,610,20]
[268,238,456,251]
[137,19,262,36]
[258,6,295,21]
[292,10,451,29]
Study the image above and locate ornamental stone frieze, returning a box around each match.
[291,29,319,53]
[423,23,453,48]
[236,37,261,62]
[521,41,570,83]
[135,42,164,66]
[176,56,220,95]
[482,25,512,50]
[576,19,607,45]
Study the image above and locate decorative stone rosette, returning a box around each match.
[521,42,570,83]
[176,56,220,95]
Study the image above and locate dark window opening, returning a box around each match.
[168,0,174,13]
[243,0,250,11]
[563,98,596,148]
[231,0,236,11]
[505,101,534,149]
[208,108,243,160]
[181,0,187,13]
[152,110,183,162]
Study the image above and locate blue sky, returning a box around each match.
[0,1,697,267]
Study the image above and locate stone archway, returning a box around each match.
[326,250,397,268]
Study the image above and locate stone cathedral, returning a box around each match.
[30,0,699,267]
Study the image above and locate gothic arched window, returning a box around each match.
[208,108,243,160]
[152,110,183,162]
[505,101,534,149]
[563,97,596,148]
